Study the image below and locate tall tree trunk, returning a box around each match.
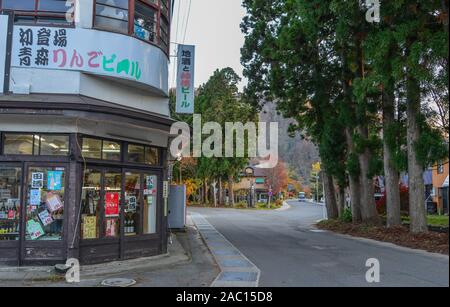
[211,181,218,207]
[357,125,380,224]
[383,87,402,227]
[345,128,362,223]
[406,75,428,233]
[203,179,209,204]
[337,185,345,217]
[323,172,339,219]
[218,178,223,206]
[228,176,235,207]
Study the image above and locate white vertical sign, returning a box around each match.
[0,14,9,94]
[176,45,195,114]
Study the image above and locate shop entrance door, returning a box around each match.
[122,170,161,260]
[21,164,68,265]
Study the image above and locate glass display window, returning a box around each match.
[124,172,141,236]
[143,174,157,234]
[25,166,65,241]
[104,172,122,238]
[81,169,102,240]
[0,166,22,241]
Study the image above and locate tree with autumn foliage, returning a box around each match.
[263,161,289,197]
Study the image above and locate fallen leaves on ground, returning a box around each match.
[317,220,449,255]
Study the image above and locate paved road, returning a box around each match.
[190,201,449,287]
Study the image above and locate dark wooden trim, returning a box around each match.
[0,99,175,129]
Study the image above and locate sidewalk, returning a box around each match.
[0,225,219,287]
[190,212,260,287]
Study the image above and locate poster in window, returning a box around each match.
[82,215,97,239]
[105,218,117,237]
[105,192,119,217]
[46,192,63,213]
[27,220,44,240]
[31,173,44,189]
[38,210,53,227]
[127,196,137,212]
[47,171,63,191]
[30,189,41,206]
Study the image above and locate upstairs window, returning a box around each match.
[1,0,74,25]
[92,0,171,54]
[94,0,129,34]
[134,0,157,43]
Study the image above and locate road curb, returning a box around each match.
[276,201,291,211]
[190,212,260,287]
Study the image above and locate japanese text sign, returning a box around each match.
[176,45,195,114]
[11,25,169,94]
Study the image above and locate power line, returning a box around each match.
[182,0,192,44]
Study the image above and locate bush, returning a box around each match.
[376,184,409,215]
[340,207,353,223]
[233,202,248,209]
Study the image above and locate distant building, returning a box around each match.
[432,159,449,215]
[233,166,269,203]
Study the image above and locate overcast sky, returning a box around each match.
[169,0,247,91]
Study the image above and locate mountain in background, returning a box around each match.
[259,102,320,186]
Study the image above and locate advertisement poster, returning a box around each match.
[82,215,97,239]
[47,171,63,191]
[105,192,119,217]
[38,210,53,227]
[31,173,44,189]
[127,196,137,212]
[46,192,63,212]
[27,220,44,240]
[105,218,117,237]
[30,189,41,206]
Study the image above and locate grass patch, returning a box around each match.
[400,215,449,227]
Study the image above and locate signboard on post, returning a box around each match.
[0,14,10,94]
[176,45,195,114]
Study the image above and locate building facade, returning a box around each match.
[0,0,173,266]
[432,159,449,215]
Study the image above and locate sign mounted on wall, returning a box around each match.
[176,45,195,114]
[0,14,10,94]
[10,25,169,94]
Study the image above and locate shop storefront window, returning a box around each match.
[95,0,129,34]
[128,144,145,163]
[125,172,141,236]
[81,169,101,240]
[3,134,34,155]
[128,144,159,165]
[0,167,22,241]
[145,146,159,165]
[26,167,65,241]
[82,138,102,159]
[104,172,122,238]
[82,137,122,161]
[37,135,69,156]
[3,134,69,156]
[143,174,157,234]
[102,140,121,161]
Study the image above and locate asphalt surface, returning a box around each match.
[190,201,449,287]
